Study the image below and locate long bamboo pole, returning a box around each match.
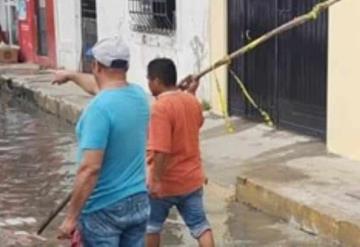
[194,0,343,80]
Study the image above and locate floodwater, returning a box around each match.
[0,93,339,247]
[0,93,77,246]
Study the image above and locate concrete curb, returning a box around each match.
[0,73,83,124]
[236,176,359,247]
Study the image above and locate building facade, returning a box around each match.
[0,0,56,66]
[5,0,358,161]
[210,0,360,161]
[54,0,78,70]
[54,0,211,100]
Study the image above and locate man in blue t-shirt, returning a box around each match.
[53,37,150,247]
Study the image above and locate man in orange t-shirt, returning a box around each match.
[146,58,215,247]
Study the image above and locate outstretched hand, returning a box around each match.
[51,70,72,86]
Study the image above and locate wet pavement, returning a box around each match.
[161,182,339,247]
[0,94,339,246]
[0,93,76,246]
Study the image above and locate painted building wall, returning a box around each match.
[54,0,81,69]
[96,0,211,100]
[0,0,5,31]
[209,0,228,115]
[327,0,360,160]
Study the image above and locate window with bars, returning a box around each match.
[129,0,176,35]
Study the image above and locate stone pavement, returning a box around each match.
[1,63,357,246]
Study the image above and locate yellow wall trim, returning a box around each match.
[327,0,360,160]
[209,0,228,115]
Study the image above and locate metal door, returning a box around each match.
[228,0,328,137]
[277,0,328,137]
[243,0,278,119]
[228,0,246,115]
[228,0,278,119]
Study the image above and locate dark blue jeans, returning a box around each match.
[78,193,149,247]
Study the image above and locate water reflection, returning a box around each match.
[0,94,76,244]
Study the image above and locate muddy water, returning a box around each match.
[0,94,77,246]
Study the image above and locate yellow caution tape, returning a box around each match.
[229,69,274,127]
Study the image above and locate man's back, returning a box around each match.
[77,84,149,213]
[147,91,204,197]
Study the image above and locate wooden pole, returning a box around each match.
[37,193,72,235]
[194,0,343,80]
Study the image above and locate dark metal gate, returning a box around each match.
[81,0,98,72]
[228,0,328,138]
[35,0,48,56]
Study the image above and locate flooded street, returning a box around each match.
[0,93,77,246]
[0,93,338,246]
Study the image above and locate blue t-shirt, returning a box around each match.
[76,84,149,214]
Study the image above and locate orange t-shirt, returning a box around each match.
[147,91,205,197]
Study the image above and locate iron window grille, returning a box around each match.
[129,0,176,35]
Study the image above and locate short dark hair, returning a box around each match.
[110,59,129,70]
[147,58,177,86]
[96,59,128,72]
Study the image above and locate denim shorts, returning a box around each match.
[147,187,211,239]
[78,192,150,247]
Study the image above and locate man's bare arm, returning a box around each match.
[52,70,99,95]
[58,150,103,239]
[153,151,170,182]
[65,150,103,222]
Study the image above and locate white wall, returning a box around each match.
[0,0,7,36]
[96,0,211,100]
[54,0,81,70]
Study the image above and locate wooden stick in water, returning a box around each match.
[37,193,72,235]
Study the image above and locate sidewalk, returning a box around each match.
[203,116,360,246]
[1,64,357,246]
[235,139,360,246]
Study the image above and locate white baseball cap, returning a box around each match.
[87,36,130,69]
